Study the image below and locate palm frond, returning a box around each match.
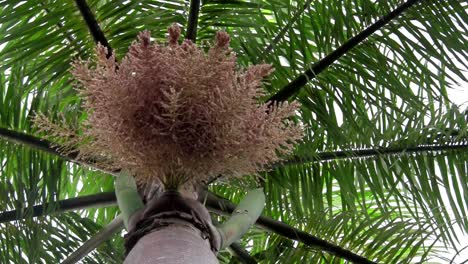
[0,212,124,263]
[268,0,423,102]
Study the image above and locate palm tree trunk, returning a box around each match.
[123,191,221,264]
[125,224,218,264]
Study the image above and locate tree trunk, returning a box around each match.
[125,224,218,264]
[123,191,220,264]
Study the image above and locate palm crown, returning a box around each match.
[0,0,467,263]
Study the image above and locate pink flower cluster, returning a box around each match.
[71,24,302,188]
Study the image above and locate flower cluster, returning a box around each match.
[54,24,302,188]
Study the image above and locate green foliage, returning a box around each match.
[0,0,467,263]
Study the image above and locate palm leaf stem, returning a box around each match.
[267,0,423,103]
[186,0,201,42]
[1,127,464,171]
[74,0,112,56]
[212,218,258,264]
[114,171,144,229]
[61,215,123,264]
[229,242,258,264]
[0,192,117,223]
[0,127,71,159]
[218,189,265,249]
[277,143,468,167]
[204,191,376,264]
[0,127,104,169]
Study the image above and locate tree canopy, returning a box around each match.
[0,0,467,263]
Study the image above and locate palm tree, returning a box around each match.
[0,0,467,263]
